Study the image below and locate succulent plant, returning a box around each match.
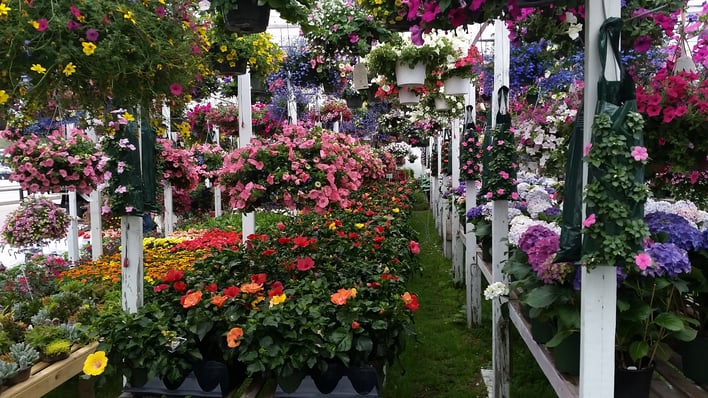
[43,339,71,357]
[0,360,20,381]
[9,342,39,369]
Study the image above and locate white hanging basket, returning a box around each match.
[398,87,420,105]
[395,61,426,87]
[443,76,470,96]
[434,97,450,111]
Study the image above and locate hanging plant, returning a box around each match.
[479,124,518,201]
[1,197,70,248]
[460,124,484,182]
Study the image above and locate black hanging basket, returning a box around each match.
[515,0,558,6]
[222,0,270,34]
[212,56,248,76]
[345,94,364,109]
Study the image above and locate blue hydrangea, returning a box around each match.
[466,205,483,220]
[644,212,704,252]
[645,242,691,278]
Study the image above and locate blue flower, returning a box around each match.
[466,205,483,220]
[644,212,704,252]
[644,242,691,277]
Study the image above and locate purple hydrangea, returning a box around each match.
[542,207,561,217]
[644,212,704,252]
[466,205,483,220]
[644,242,690,277]
[518,225,557,254]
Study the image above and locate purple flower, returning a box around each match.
[518,225,557,254]
[644,212,703,251]
[66,20,80,31]
[466,205,483,220]
[86,29,99,42]
[644,242,690,277]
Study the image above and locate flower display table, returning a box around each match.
[1,342,98,398]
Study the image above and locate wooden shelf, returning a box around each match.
[2,342,99,398]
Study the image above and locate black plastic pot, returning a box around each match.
[222,0,270,34]
[347,365,379,395]
[310,361,345,394]
[615,365,654,398]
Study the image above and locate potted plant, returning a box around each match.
[0,361,20,386]
[301,0,398,58]
[319,98,353,124]
[0,197,70,250]
[207,16,285,77]
[395,37,456,88]
[0,0,204,116]
[6,342,40,383]
[24,324,72,362]
[442,45,483,96]
[366,41,405,88]
[206,0,312,33]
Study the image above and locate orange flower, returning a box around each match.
[241,282,263,294]
[330,288,357,305]
[181,290,203,308]
[210,295,228,307]
[226,327,244,348]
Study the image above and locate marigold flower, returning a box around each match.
[226,327,244,348]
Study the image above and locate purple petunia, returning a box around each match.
[86,29,99,42]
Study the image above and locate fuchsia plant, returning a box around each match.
[218,124,387,214]
[1,128,108,195]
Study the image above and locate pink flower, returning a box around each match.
[485,192,493,199]
[630,146,648,161]
[170,83,182,96]
[583,143,592,156]
[409,241,420,254]
[36,19,48,32]
[348,33,359,43]
[499,171,509,179]
[497,188,505,196]
[511,192,519,200]
[583,213,596,228]
[634,252,652,271]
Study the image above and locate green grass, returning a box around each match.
[382,208,556,398]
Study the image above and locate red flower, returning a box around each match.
[402,292,419,312]
[261,249,276,256]
[205,283,218,293]
[381,273,399,281]
[351,321,360,330]
[268,281,284,298]
[181,290,203,308]
[251,273,267,285]
[277,222,286,230]
[296,256,315,272]
[162,269,184,283]
[223,285,240,298]
[173,281,187,292]
[277,237,291,245]
[154,283,169,293]
[409,241,420,254]
[293,236,310,248]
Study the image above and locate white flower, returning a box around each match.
[198,0,211,11]
[484,282,509,300]
[568,23,583,40]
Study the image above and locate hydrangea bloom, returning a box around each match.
[644,242,691,277]
[509,215,561,247]
[644,211,704,251]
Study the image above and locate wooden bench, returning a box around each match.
[1,342,99,398]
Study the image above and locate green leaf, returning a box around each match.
[523,285,558,309]
[629,341,649,363]
[196,321,213,341]
[654,312,684,332]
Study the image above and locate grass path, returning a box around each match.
[382,209,556,398]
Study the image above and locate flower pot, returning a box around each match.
[40,351,69,363]
[277,370,306,394]
[310,361,345,394]
[434,97,450,111]
[443,76,471,96]
[193,360,229,392]
[6,367,31,386]
[552,332,580,375]
[345,94,364,109]
[681,336,708,383]
[222,0,270,34]
[213,56,247,76]
[615,365,654,398]
[163,371,188,390]
[126,367,149,388]
[530,317,555,344]
[395,62,426,88]
[346,365,379,395]
[398,87,420,105]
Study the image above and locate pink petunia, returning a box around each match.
[583,213,596,228]
[634,252,652,271]
[170,83,182,96]
[631,146,648,162]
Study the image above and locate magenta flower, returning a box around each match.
[86,29,100,42]
[169,83,182,96]
[66,20,80,30]
[37,19,49,32]
[630,146,648,161]
[348,33,359,44]
[583,213,596,228]
[634,252,652,271]
[583,143,592,156]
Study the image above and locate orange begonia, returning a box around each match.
[330,288,357,305]
[182,290,203,308]
[227,327,244,348]
[241,282,263,294]
[210,295,228,307]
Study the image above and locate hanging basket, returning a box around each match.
[515,0,557,6]
[222,0,270,34]
[443,76,471,96]
[345,94,364,109]
[395,62,426,87]
[398,87,420,105]
[212,56,247,76]
[434,97,450,111]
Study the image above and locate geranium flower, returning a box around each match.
[330,288,357,305]
[401,292,419,311]
[181,290,202,308]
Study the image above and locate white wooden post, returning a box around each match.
[122,110,144,314]
[465,184,480,327]
[163,183,174,236]
[212,126,223,218]
[333,121,340,133]
[239,73,254,241]
[121,216,144,313]
[162,104,175,235]
[287,78,298,125]
[451,118,463,280]
[67,191,79,264]
[491,18,510,398]
[451,119,461,185]
[579,1,619,396]
[89,190,102,260]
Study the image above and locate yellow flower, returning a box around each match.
[251,295,265,309]
[392,207,400,213]
[269,293,286,307]
[123,11,136,24]
[30,64,46,74]
[0,90,9,105]
[355,223,364,229]
[123,112,135,122]
[329,222,337,231]
[83,351,108,376]
[29,20,39,29]
[0,3,11,17]
[220,44,227,52]
[248,57,257,65]
[63,62,76,76]
[82,42,97,56]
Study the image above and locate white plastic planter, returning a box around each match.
[434,96,450,110]
[395,62,426,87]
[443,76,471,96]
[398,87,420,105]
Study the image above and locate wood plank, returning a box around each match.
[654,359,708,398]
[2,342,98,398]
